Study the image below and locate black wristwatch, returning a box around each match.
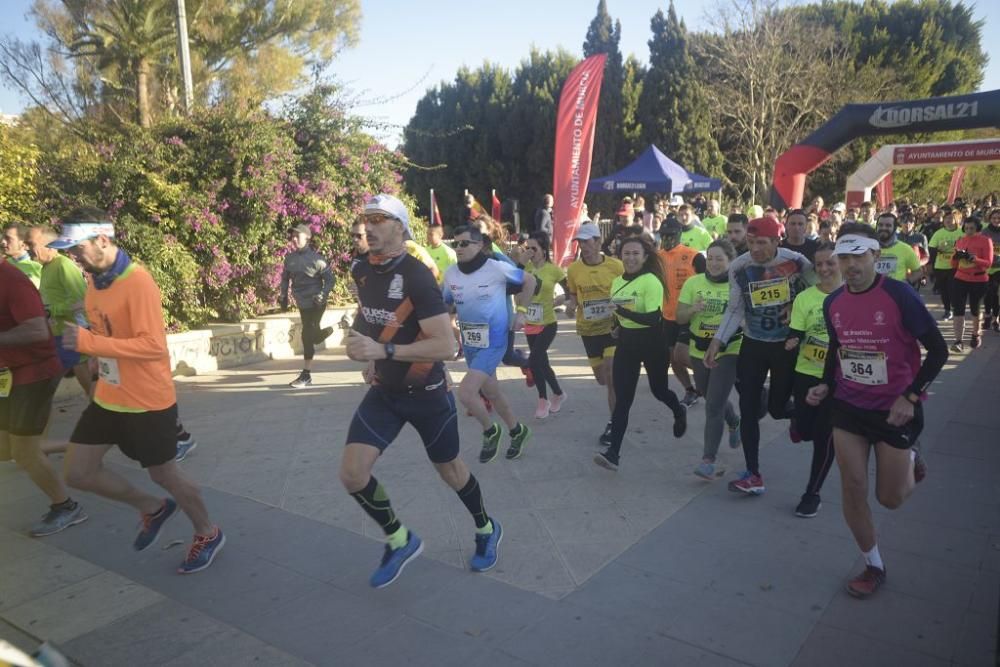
[384,342,395,360]
[903,392,920,405]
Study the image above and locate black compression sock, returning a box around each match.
[456,475,490,530]
[350,477,401,537]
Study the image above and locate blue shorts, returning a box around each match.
[53,335,82,370]
[346,386,460,463]
[464,344,506,376]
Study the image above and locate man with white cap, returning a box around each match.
[280,222,334,388]
[806,222,947,599]
[342,193,503,587]
[565,219,624,446]
[52,206,225,574]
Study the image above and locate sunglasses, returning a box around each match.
[362,213,395,224]
[454,240,480,248]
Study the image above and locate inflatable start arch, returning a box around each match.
[845,138,1000,207]
[769,89,1000,209]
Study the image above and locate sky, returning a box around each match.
[1,0,998,146]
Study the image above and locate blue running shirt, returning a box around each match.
[443,259,525,351]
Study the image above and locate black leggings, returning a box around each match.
[792,373,835,497]
[526,323,562,400]
[608,326,682,458]
[736,338,797,475]
[299,306,324,360]
[985,272,1000,318]
[951,278,987,317]
[934,268,955,314]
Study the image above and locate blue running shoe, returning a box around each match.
[470,518,503,572]
[177,528,226,574]
[370,532,423,588]
[134,498,178,551]
[728,417,742,449]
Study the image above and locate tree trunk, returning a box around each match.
[136,56,151,127]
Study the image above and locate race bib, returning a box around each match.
[802,336,828,364]
[697,322,719,339]
[460,323,490,349]
[526,303,544,323]
[0,368,11,398]
[749,277,790,308]
[875,256,898,275]
[582,298,612,321]
[839,349,887,386]
[98,357,121,386]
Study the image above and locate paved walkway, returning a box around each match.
[1,315,997,666]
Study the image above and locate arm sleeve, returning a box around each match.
[280,260,290,302]
[908,327,948,396]
[821,298,841,386]
[75,274,168,361]
[715,262,745,344]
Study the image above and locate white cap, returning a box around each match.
[832,202,847,213]
[363,194,412,239]
[833,234,880,255]
[48,222,115,250]
[573,221,601,241]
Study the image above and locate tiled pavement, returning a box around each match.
[1,315,997,666]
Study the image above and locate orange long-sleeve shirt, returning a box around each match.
[76,263,175,412]
[951,233,994,283]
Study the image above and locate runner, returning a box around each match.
[0,260,87,537]
[805,223,947,599]
[874,213,922,285]
[704,216,812,495]
[702,199,728,240]
[53,207,224,574]
[927,209,963,321]
[726,214,749,256]
[564,221,624,447]
[522,232,567,419]
[24,224,92,395]
[594,235,687,471]
[657,218,706,407]
[983,208,1000,331]
[785,241,840,517]
[780,210,819,262]
[280,223,335,388]
[425,223,457,280]
[676,239,742,480]
[2,222,43,287]
[677,204,713,252]
[897,211,930,288]
[443,225,535,462]
[341,193,501,588]
[949,216,993,352]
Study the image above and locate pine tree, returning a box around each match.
[637,1,722,178]
[583,0,626,178]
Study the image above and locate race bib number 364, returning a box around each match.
[748,277,790,308]
[839,349,887,386]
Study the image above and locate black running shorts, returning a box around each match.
[0,376,60,437]
[71,402,179,468]
[346,386,459,463]
[831,399,924,450]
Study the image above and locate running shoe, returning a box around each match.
[795,493,822,518]
[30,502,88,537]
[506,424,531,460]
[680,388,700,408]
[939,312,952,322]
[970,334,981,349]
[694,461,716,480]
[912,446,927,484]
[521,367,535,388]
[480,424,502,463]
[177,528,226,574]
[598,422,613,448]
[369,531,423,588]
[134,498,178,551]
[728,418,742,449]
[469,518,503,572]
[549,391,566,413]
[672,404,688,438]
[950,341,964,353]
[593,450,619,471]
[289,371,312,388]
[727,471,765,495]
[846,565,886,599]
[175,435,198,462]
[534,398,550,420]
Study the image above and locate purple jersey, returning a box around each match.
[823,275,936,411]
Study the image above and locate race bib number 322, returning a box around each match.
[748,277,790,308]
[582,298,611,321]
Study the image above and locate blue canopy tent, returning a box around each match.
[587,145,721,194]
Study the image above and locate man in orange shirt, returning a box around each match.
[657,219,706,406]
[52,207,225,575]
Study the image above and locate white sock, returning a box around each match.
[863,545,884,570]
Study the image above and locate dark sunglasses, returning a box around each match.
[454,240,480,248]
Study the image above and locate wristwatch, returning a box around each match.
[903,392,920,405]
[384,342,395,360]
